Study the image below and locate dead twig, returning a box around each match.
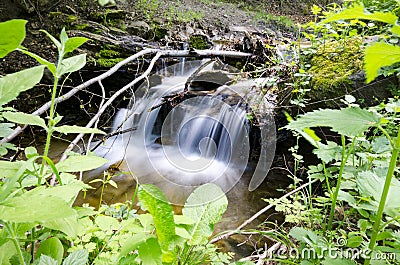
[209,178,318,244]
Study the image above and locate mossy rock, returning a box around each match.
[153,25,168,40]
[96,58,125,67]
[306,37,364,105]
[189,35,210,50]
[95,45,126,67]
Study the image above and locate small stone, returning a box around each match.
[126,21,152,39]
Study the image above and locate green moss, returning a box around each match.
[95,45,126,68]
[153,26,168,40]
[96,58,124,67]
[96,49,120,58]
[307,37,364,101]
[189,35,209,50]
[74,23,90,30]
[67,15,78,23]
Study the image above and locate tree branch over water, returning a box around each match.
[0,48,252,147]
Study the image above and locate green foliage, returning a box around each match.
[322,4,397,24]
[285,107,382,137]
[3,112,47,129]
[0,20,26,58]
[0,66,45,106]
[35,238,64,264]
[306,37,364,99]
[364,42,400,83]
[137,184,176,262]
[318,2,400,83]
[282,98,400,264]
[182,183,228,245]
[55,155,108,172]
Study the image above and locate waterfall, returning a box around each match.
[92,59,276,206]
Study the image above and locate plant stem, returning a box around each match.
[39,77,59,183]
[327,135,355,233]
[364,126,400,265]
[4,223,26,265]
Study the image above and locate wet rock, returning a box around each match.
[126,20,152,39]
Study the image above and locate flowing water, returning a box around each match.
[79,60,285,251]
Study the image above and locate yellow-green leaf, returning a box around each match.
[364,42,400,83]
[0,19,26,58]
[54,125,105,135]
[0,65,45,106]
[3,112,47,129]
[56,155,108,172]
[322,4,398,25]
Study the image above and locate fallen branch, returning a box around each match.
[58,52,162,165]
[1,48,252,146]
[209,178,318,244]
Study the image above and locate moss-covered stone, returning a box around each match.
[189,35,210,50]
[95,45,126,68]
[96,58,125,67]
[307,37,364,103]
[153,25,168,40]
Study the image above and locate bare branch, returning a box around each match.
[0,48,251,146]
[209,179,318,244]
[58,52,163,165]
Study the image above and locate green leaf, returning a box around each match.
[285,107,382,137]
[364,42,400,83]
[3,112,47,129]
[0,190,76,223]
[0,160,25,178]
[119,234,149,258]
[59,28,68,47]
[40,30,61,50]
[64,37,88,55]
[137,237,162,265]
[0,241,15,265]
[57,54,86,77]
[338,190,356,206]
[0,20,26,58]
[32,183,85,204]
[391,25,400,35]
[357,171,400,217]
[347,235,363,248]
[10,251,31,265]
[174,215,195,225]
[43,215,81,238]
[313,141,341,163]
[25,146,39,159]
[56,155,108,172]
[95,215,120,231]
[182,183,228,245]
[37,255,58,265]
[54,125,105,135]
[62,250,88,265]
[137,184,176,260]
[18,49,57,76]
[175,227,191,239]
[322,4,398,25]
[35,238,64,265]
[289,227,319,244]
[0,123,14,138]
[0,65,45,105]
[372,136,391,153]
